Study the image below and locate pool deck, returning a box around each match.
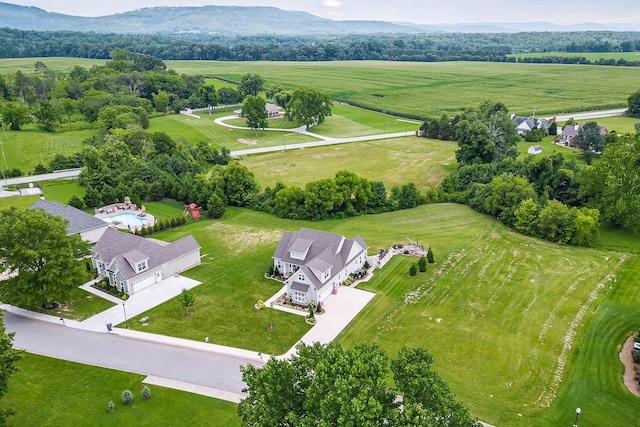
[94,204,156,231]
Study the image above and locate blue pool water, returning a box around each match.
[103,212,149,228]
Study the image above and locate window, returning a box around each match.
[137,260,147,272]
[293,290,307,303]
[297,272,305,281]
[323,270,330,280]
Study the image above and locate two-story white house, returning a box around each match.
[92,228,201,295]
[273,228,368,305]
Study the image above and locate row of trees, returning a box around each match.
[1,27,640,63]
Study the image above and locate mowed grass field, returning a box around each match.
[112,205,638,426]
[241,136,456,191]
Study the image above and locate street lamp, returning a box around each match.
[573,407,581,427]
[122,302,128,329]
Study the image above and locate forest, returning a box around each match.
[1,28,640,64]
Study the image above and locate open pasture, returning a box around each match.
[240,136,456,191]
[166,60,640,117]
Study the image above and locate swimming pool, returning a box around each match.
[103,212,149,228]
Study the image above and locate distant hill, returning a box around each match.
[0,2,636,35]
[0,2,436,35]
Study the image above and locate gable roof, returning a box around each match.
[92,228,200,280]
[30,199,107,236]
[274,228,368,291]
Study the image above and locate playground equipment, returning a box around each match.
[184,203,202,220]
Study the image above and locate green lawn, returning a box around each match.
[241,136,457,191]
[148,112,318,152]
[2,124,94,174]
[1,353,240,427]
[122,209,313,356]
[42,283,115,321]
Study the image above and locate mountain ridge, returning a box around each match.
[0,2,637,35]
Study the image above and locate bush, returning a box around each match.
[122,389,133,405]
[363,260,370,269]
[409,263,417,276]
[107,400,115,413]
[427,246,435,263]
[141,385,152,400]
[418,256,427,273]
[257,300,266,309]
[633,350,640,364]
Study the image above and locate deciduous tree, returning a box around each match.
[241,95,268,135]
[238,73,265,98]
[285,87,333,129]
[0,207,90,309]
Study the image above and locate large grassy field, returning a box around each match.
[164,60,640,117]
[1,353,240,427]
[2,58,637,118]
[115,205,638,426]
[241,136,456,191]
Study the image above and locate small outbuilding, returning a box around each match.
[527,145,543,155]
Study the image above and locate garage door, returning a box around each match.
[130,274,156,294]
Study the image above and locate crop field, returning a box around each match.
[1,58,637,119]
[240,136,456,191]
[165,60,640,117]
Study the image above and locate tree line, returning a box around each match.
[1,27,640,64]
[421,100,640,244]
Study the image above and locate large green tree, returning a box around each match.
[578,135,640,231]
[285,87,333,129]
[0,207,90,309]
[238,73,265,98]
[238,343,479,427]
[241,95,268,135]
[0,312,23,426]
[0,102,30,130]
[626,89,640,118]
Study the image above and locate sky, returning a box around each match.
[5,0,640,25]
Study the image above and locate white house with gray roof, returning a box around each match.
[91,228,201,295]
[273,228,368,305]
[30,198,109,243]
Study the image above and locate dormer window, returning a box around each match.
[136,260,148,273]
[297,272,305,281]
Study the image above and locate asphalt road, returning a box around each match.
[5,312,254,395]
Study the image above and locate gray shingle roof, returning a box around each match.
[274,228,368,292]
[30,199,107,236]
[290,282,310,292]
[92,228,200,280]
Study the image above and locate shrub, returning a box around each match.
[363,260,370,269]
[418,256,427,273]
[141,385,151,400]
[316,302,322,313]
[122,389,133,405]
[427,246,435,263]
[633,350,640,364]
[257,300,266,309]
[108,400,115,413]
[409,263,417,276]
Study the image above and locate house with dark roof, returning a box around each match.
[234,103,281,119]
[91,228,201,295]
[273,228,369,305]
[560,124,609,147]
[511,114,554,136]
[30,198,109,243]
